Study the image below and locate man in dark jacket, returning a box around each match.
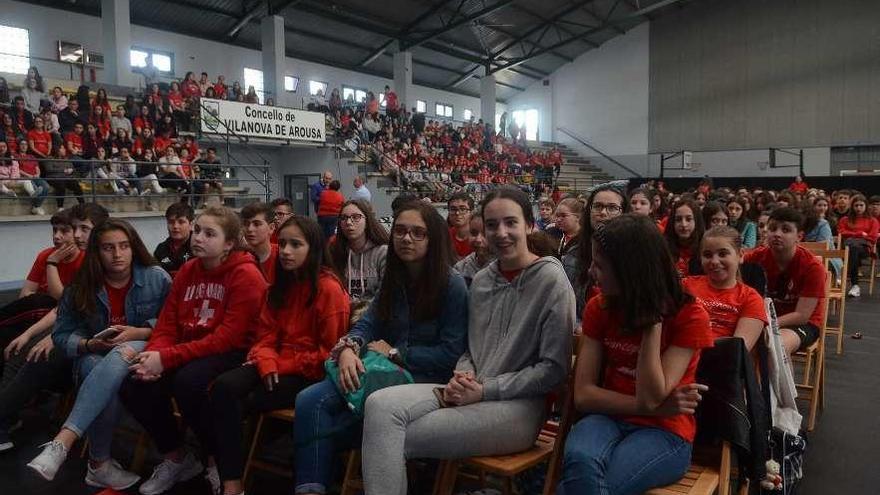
[309,170,332,214]
[153,202,194,278]
[58,99,87,134]
[10,96,34,136]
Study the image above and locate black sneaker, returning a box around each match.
[0,429,13,453]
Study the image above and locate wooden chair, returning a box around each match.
[800,241,830,251]
[340,450,364,495]
[793,276,832,432]
[432,379,574,495]
[242,408,295,485]
[803,246,848,355]
[645,442,734,495]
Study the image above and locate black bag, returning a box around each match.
[764,427,807,494]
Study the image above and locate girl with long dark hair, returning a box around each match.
[206,216,350,495]
[727,196,757,248]
[838,194,880,297]
[329,199,389,304]
[294,201,467,495]
[560,214,713,495]
[665,198,705,277]
[27,220,171,489]
[361,187,574,495]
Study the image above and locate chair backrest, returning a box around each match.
[806,247,849,293]
[542,335,582,494]
[800,241,830,251]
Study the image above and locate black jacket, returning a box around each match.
[695,337,768,488]
[58,108,87,134]
[153,235,193,277]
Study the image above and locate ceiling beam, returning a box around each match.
[399,0,516,51]
[227,0,265,39]
[509,4,597,50]
[489,0,689,75]
[359,0,456,67]
[486,0,598,62]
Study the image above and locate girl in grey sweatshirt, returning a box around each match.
[361,187,575,495]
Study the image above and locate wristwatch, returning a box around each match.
[388,347,400,363]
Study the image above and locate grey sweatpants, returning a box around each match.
[362,383,545,495]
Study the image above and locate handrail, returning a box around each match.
[556,126,642,178]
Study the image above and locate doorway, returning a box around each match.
[511,109,540,141]
[284,174,317,216]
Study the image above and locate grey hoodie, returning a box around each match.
[345,241,387,304]
[457,256,575,401]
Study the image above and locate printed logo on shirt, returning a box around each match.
[183,282,226,302]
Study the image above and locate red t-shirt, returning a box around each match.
[582,295,713,442]
[27,129,52,157]
[500,267,523,282]
[316,189,345,217]
[683,276,767,340]
[675,246,692,277]
[65,132,83,155]
[449,227,473,258]
[105,280,132,325]
[745,245,826,327]
[16,152,40,176]
[26,248,86,293]
[259,244,279,285]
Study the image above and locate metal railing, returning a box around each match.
[0,156,270,212]
[556,126,642,178]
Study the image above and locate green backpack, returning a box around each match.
[324,350,414,417]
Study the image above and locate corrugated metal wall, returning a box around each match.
[649,0,880,153]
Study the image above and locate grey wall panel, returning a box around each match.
[650,0,880,153]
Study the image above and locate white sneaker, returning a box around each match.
[139,452,203,495]
[85,459,140,490]
[26,440,68,481]
[140,189,151,196]
[31,206,46,215]
[205,465,221,495]
[848,284,861,298]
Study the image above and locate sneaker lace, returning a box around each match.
[37,441,65,456]
[148,459,177,482]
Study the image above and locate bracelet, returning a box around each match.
[46,261,59,267]
[329,337,361,362]
[84,339,92,353]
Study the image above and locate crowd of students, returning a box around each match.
[0,173,873,495]
[0,67,234,213]
[330,98,565,202]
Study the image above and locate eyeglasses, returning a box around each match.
[449,207,471,214]
[392,225,428,241]
[339,213,365,224]
[590,203,623,215]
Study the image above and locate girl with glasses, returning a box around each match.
[330,199,389,305]
[577,183,628,312]
[555,198,586,319]
[293,201,467,495]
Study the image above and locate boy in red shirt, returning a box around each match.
[745,207,825,354]
[447,192,474,259]
[241,202,278,284]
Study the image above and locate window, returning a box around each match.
[436,103,453,118]
[343,85,367,103]
[129,46,173,75]
[463,109,473,121]
[416,100,426,113]
[243,68,265,104]
[284,76,299,92]
[130,49,148,68]
[379,93,387,108]
[494,113,501,131]
[0,25,29,75]
[511,109,540,141]
[309,80,328,96]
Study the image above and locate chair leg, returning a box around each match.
[870,259,876,296]
[242,414,266,486]
[432,460,460,495]
[503,476,513,495]
[340,450,362,495]
[719,441,732,495]
[807,360,823,432]
[837,297,846,355]
[130,431,148,474]
[802,350,813,387]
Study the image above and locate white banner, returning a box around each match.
[200,98,325,143]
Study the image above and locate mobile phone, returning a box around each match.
[94,327,121,340]
[433,387,449,408]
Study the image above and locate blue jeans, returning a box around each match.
[61,341,146,461]
[558,415,692,495]
[29,178,50,207]
[294,377,362,495]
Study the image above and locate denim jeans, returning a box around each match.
[558,414,692,495]
[61,341,146,461]
[294,377,362,495]
[27,178,50,207]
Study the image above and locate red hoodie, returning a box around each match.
[248,269,350,380]
[838,216,880,244]
[147,251,268,370]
